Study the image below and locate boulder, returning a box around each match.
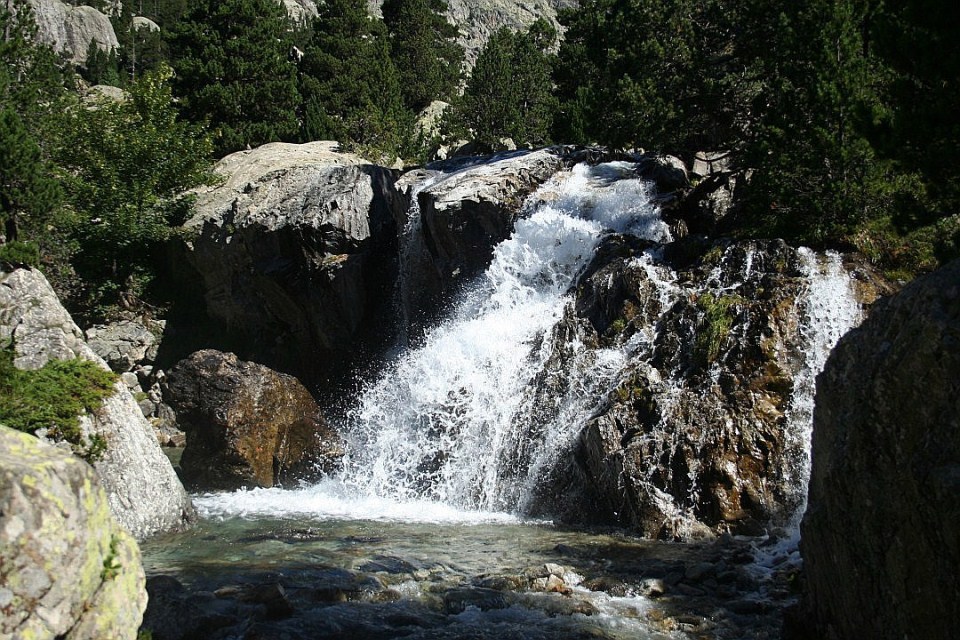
[28,0,119,65]
[0,426,147,639]
[800,260,960,640]
[164,349,344,490]
[133,15,160,32]
[177,141,405,386]
[536,239,852,538]
[407,148,565,323]
[0,268,192,539]
[85,319,162,373]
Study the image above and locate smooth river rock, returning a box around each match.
[800,259,960,640]
[0,426,147,639]
[0,268,192,539]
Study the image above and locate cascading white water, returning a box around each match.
[337,163,669,511]
[784,248,863,515]
[195,161,864,532]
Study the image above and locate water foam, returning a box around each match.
[337,163,667,511]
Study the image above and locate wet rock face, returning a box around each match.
[0,268,193,539]
[800,260,960,640]
[165,349,343,490]
[178,141,405,387]
[404,149,566,326]
[0,426,146,640]
[541,239,814,538]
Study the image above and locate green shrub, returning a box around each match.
[694,293,740,367]
[0,349,117,461]
[0,241,40,267]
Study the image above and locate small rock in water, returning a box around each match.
[359,555,418,574]
[443,587,510,614]
[638,578,666,597]
[582,576,630,597]
[476,574,527,591]
[239,583,294,619]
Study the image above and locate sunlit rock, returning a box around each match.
[0,268,192,539]
[0,426,146,639]
[177,141,405,386]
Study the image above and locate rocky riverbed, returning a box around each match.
[141,503,800,640]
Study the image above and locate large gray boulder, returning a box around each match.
[800,260,960,640]
[165,350,344,491]
[178,141,405,386]
[28,0,119,65]
[0,426,147,639]
[0,268,192,539]
[85,319,162,373]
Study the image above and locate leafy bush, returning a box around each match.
[0,349,117,461]
[694,293,739,367]
[0,240,39,267]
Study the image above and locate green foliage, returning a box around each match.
[54,64,214,314]
[0,0,70,132]
[111,4,168,83]
[382,0,463,112]
[0,239,39,266]
[554,0,752,154]
[81,39,124,87]
[450,20,556,148]
[0,106,62,243]
[694,293,739,367]
[101,534,122,581]
[0,348,117,462]
[299,0,410,157]
[166,0,300,156]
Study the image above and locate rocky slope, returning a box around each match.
[800,259,960,640]
[0,426,147,639]
[0,268,192,539]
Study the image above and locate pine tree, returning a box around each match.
[55,64,213,311]
[452,20,555,148]
[553,0,749,154]
[0,106,61,244]
[382,0,463,112]
[166,0,300,156]
[739,0,892,244]
[0,0,68,267]
[299,0,409,156]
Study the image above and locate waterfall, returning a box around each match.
[195,161,865,533]
[784,248,863,517]
[338,163,669,511]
